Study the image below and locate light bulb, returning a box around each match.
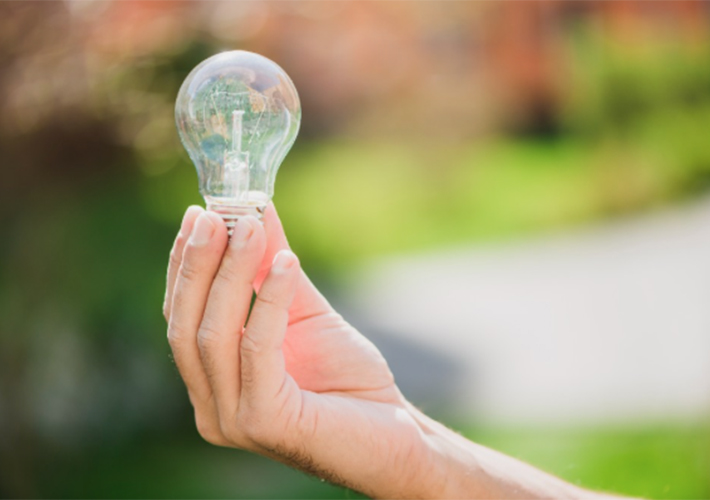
[175,50,301,228]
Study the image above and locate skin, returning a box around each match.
[163,204,622,499]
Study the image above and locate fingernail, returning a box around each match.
[190,212,215,247]
[272,250,298,272]
[180,206,202,236]
[231,217,255,248]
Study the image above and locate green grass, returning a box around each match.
[38,422,709,499]
[464,421,710,499]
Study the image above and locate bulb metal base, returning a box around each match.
[206,202,266,235]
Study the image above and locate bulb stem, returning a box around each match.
[231,110,244,154]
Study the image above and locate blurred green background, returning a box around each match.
[1,1,709,498]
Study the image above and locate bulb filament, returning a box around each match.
[231,110,244,154]
[226,109,249,203]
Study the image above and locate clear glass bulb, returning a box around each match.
[175,50,301,227]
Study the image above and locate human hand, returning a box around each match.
[163,205,437,498]
[162,205,615,500]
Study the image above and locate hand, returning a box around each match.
[162,205,615,500]
[163,205,437,498]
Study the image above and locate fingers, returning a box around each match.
[241,250,301,410]
[166,205,319,448]
[164,205,203,321]
[167,211,228,441]
[197,216,266,426]
[259,204,331,323]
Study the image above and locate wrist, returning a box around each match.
[403,404,481,498]
[403,403,600,500]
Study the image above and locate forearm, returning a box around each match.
[403,404,617,500]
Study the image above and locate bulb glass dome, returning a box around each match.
[175,50,301,224]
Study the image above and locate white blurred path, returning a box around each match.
[349,198,710,424]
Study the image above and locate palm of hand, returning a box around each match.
[283,311,397,399]
[270,306,428,495]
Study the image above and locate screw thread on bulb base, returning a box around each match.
[206,202,266,235]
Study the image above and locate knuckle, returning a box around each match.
[237,412,268,443]
[167,321,190,349]
[239,332,263,356]
[214,261,241,287]
[196,323,223,351]
[162,299,170,323]
[178,259,201,284]
[175,232,188,249]
[195,416,225,446]
[255,289,281,309]
[219,418,243,446]
[169,244,183,269]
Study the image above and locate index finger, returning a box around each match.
[164,205,203,321]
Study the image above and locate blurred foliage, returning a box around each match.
[1,2,710,498]
[470,421,710,500]
[20,421,710,499]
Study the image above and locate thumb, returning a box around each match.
[258,203,333,323]
[240,249,300,410]
[256,203,291,289]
